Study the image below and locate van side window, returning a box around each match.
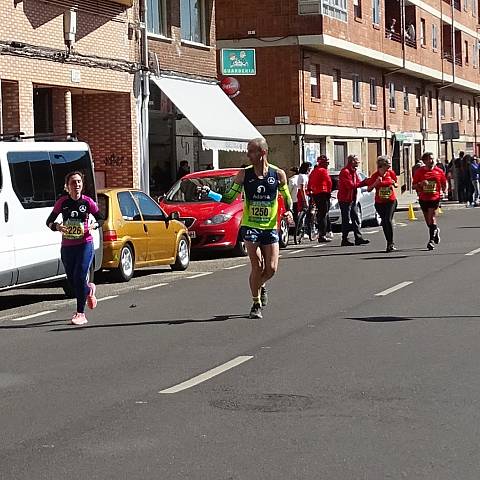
[51,151,95,199]
[7,152,55,209]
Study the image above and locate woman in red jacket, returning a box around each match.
[361,156,398,252]
[412,152,447,250]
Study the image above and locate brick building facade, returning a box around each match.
[0,0,140,188]
[216,0,480,189]
[145,0,260,196]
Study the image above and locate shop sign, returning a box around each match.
[221,49,256,75]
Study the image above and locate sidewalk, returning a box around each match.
[396,192,465,211]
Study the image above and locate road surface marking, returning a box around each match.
[224,264,246,270]
[159,356,254,394]
[186,272,213,279]
[11,310,57,322]
[466,247,480,256]
[375,281,413,297]
[364,230,379,235]
[98,295,119,302]
[139,283,168,291]
[288,249,304,255]
[312,243,326,248]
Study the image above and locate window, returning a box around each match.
[451,96,456,119]
[131,191,165,221]
[50,151,95,200]
[7,152,55,209]
[440,96,446,118]
[468,99,472,121]
[474,42,479,67]
[33,88,53,135]
[465,40,469,63]
[118,192,142,221]
[6,150,94,210]
[352,74,361,105]
[420,18,426,46]
[146,0,167,35]
[460,98,464,120]
[473,0,477,17]
[333,69,342,102]
[427,91,433,115]
[432,24,438,50]
[389,82,396,110]
[372,0,380,24]
[369,78,377,106]
[180,0,206,44]
[354,0,362,18]
[465,0,468,11]
[477,102,480,122]
[298,0,347,20]
[310,64,321,98]
[416,87,422,114]
[403,86,409,112]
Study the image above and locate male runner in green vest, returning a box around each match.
[201,138,293,318]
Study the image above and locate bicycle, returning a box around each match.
[294,201,319,245]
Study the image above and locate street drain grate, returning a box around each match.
[210,393,315,413]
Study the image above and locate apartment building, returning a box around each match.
[0,0,139,188]
[145,0,259,195]
[216,0,480,189]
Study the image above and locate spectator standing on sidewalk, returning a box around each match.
[288,166,300,220]
[308,155,332,243]
[470,156,480,206]
[338,154,369,247]
[297,162,312,212]
[454,151,467,203]
[360,156,398,252]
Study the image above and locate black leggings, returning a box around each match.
[375,200,397,244]
[311,193,331,237]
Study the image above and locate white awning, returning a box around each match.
[151,75,261,152]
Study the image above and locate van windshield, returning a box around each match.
[7,149,95,209]
[165,176,235,203]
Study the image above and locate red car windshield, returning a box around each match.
[165,175,235,203]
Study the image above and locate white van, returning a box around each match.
[0,141,102,295]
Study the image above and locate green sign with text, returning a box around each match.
[221,49,256,76]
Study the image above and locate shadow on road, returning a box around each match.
[0,293,67,312]
[348,315,480,322]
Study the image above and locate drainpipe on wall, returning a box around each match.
[138,0,150,194]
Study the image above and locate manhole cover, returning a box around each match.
[210,393,315,413]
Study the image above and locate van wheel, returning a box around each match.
[171,236,190,271]
[114,244,134,282]
[62,259,95,298]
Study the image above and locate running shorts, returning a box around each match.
[240,226,279,245]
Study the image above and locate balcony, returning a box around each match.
[385,28,417,48]
[105,0,133,5]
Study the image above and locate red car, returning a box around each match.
[160,168,290,256]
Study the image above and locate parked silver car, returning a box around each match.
[328,171,381,228]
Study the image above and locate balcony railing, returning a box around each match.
[443,52,463,65]
[385,29,417,48]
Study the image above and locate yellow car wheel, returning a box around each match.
[114,244,135,282]
[171,235,190,271]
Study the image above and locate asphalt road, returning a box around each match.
[1,208,480,479]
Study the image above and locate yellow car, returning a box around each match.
[98,189,190,281]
